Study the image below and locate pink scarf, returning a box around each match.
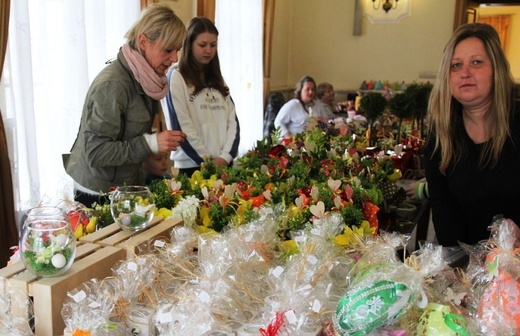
[122,43,168,100]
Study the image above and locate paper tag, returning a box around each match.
[307,255,318,265]
[272,266,284,278]
[127,262,138,271]
[69,290,86,303]
[154,240,165,248]
[285,310,297,324]
[312,299,321,313]
[88,301,101,308]
[198,291,210,303]
[158,312,172,323]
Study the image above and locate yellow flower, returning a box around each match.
[231,199,251,226]
[206,175,218,188]
[279,239,297,252]
[155,207,172,219]
[355,220,376,236]
[196,225,217,234]
[198,206,212,227]
[387,169,402,183]
[287,204,301,219]
[190,171,219,190]
[333,221,375,247]
[189,171,204,189]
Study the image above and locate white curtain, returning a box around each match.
[215,0,263,157]
[0,0,140,218]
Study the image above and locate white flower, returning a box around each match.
[172,195,200,227]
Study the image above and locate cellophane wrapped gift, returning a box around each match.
[61,278,118,335]
[409,242,476,335]
[470,216,520,335]
[252,213,347,335]
[332,231,425,336]
[0,277,33,335]
[154,206,280,334]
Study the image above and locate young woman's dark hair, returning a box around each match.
[178,17,229,97]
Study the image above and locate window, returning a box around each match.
[0,0,139,217]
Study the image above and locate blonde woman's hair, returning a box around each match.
[427,22,514,173]
[125,4,186,55]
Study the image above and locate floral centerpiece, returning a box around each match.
[148,128,405,249]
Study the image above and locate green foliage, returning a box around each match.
[388,93,412,120]
[339,204,365,227]
[24,247,73,275]
[148,178,176,209]
[91,202,114,228]
[209,201,235,232]
[405,83,433,120]
[359,92,387,126]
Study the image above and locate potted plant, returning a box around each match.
[388,92,412,144]
[359,92,387,146]
[404,83,433,139]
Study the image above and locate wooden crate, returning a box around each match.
[0,243,126,336]
[80,216,183,258]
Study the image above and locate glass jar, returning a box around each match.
[110,186,155,231]
[20,205,67,233]
[19,219,76,277]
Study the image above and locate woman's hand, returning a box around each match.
[157,130,186,152]
[212,157,228,168]
[404,177,427,199]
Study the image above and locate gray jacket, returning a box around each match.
[64,49,157,193]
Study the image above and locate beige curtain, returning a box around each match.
[197,0,216,21]
[478,15,511,53]
[0,0,17,267]
[263,0,275,107]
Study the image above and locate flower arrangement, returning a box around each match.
[148,128,406,248]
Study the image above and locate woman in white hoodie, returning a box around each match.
[163,17,240,177]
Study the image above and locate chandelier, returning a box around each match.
[372,0,399,13]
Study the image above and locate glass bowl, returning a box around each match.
[19,219,76,277]
[110,186,155,231]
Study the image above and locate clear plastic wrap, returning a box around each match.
[407,243,474,335]
[0,277,34,335]
[474,217,520,335]
[61,278,117,335]
[333,232,425,336]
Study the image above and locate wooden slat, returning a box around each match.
[119,217,183,258]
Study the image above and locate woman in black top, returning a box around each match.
[424,23,520,246]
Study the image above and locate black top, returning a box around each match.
[424,99,520,246]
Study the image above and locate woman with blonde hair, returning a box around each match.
[65,4,187,208]
[424,22,520,246]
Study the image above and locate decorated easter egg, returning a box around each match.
[121,214,132,226]
[333,280,413,336]
[416,303,469,336]
[51,253,66,269]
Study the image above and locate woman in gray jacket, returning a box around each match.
[64,4,187,208]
